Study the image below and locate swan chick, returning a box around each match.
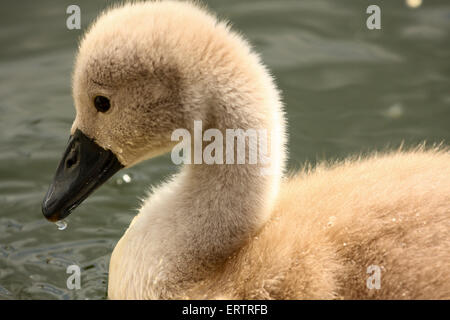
[41,1,450,299]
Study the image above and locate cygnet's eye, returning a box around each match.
[94,96,111,113]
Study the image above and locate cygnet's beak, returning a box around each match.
[42,129,124,222]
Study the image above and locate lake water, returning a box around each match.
[0,0,449,299]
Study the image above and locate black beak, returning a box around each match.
[42,129,124,222]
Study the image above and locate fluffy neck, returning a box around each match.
[110,32,286,299]
[129,103,284,297]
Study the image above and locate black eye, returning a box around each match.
[94,96,111,112]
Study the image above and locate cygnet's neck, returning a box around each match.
[125,54,286,298]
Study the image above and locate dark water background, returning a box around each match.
[0,0,449,299]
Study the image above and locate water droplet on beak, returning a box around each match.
[55,220,67,231]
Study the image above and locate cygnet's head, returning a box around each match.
[42,1,277,221]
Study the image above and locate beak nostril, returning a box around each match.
[42,129,124,221]
[66,149,79,169]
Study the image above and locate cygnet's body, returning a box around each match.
[42,1,450,299]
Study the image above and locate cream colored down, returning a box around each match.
[69,1,450,299]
